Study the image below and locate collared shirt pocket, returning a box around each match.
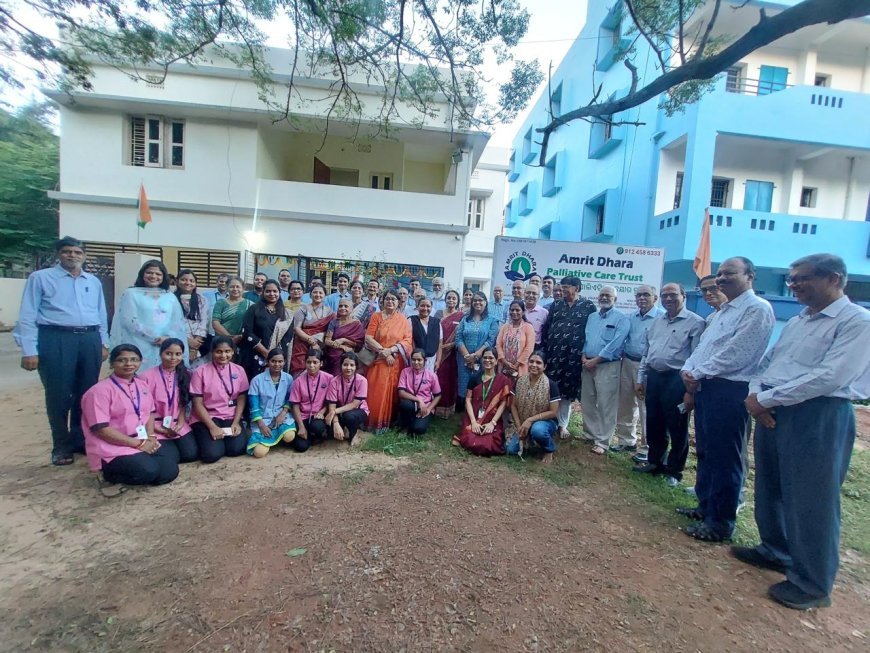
[792,333,832,367]
[602,324,616,342]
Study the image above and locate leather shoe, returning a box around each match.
[633,463,662,474]
[730,546,787,573]
[768,581,831,610]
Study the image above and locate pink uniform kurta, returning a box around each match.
[80,375,156,472]
[398,367,442,404]
[189,362,249,423]
[289,370,334,420]
[140,366,192,439]
[325,374,370,415]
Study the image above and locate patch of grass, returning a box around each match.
[842,448,869,555]
[342,464,377,488]
[360,415,462,471]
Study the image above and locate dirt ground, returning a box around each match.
[1,340,869,651]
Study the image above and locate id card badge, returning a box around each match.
[477,408,484,419]
[221,427,233,436]
[135,425,148,440]
[162,416,173,429]
[227,399,237,407]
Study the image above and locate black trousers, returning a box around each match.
[645,369,690,480]
[336,409,368,441]
[159,433,199,463]
[291,417,328,452]
[397,398,432,436]
[191,418,247,463]
[102,449,178,486]
[37,326,102,457]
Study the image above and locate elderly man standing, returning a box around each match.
[733,254,869,610]
[523,283,549,346]
[511,279,524,302]
[614,285,664,455]
[14,236,109,466]
[679,256,774,543]
[581,286,630,455]
[541,276,596,439]
[634,283,705,485]
[488,285,508,324]
[430,277,447,314]
[699,274,727,325]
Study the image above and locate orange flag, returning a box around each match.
[693,208,712,279]
[137,183,152,229]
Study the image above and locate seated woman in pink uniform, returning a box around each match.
[80,344,179,487]
[325,351,369,444]
[396,349,442,436]
[189,336,250,463]
[140,338,198,463]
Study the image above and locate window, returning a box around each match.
[743,180,774,212]
[542,151,565,197]
[589,113,621,159]
[521,125,539,164]
[177,249,241,286]
[673,172,684,209]
[582,190,615,240]
[800,186,817,208]
[710,178,731,208]
[814,74,831,87]
[508,151,519,182]
[370,174,392,190]
[594,204,606,234]
[551,82,563,119]
[467,197,485,229]
[757,65,789,95]
[130,116,184,168]
[597,3,627,71]
[725,66,745,93]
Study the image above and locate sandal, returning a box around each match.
[590,445,606,455]
[51,453,74,466]
[450,435,461,447]
[684,523,729,543]
[675,506,704,520]
[95,476,127,498]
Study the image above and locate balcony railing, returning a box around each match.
[725,77,793,96]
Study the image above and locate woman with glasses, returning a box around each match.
[454,291,499,403]
[364,289,412,433]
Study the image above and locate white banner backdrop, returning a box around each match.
[491,237,666,312]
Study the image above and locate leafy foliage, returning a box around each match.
[0,105,58,270]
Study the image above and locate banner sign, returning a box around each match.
[491,237,665,312]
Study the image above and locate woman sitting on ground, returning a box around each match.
[212,276,253,347]
[496,300,536,380]
[140,338,198,464]
[288,348,333,452]
[247,348,297,458]
[190,336,249,463]
[506,350,560,464]
[397,349,442,437]
[175,269,211,366]
[290,284,334,375]
[456,347,511,456]
[239,279,293,381]
[323,297,366,375]
[80,344,178,488]
[325,352,369,444]
[409,297,442,371]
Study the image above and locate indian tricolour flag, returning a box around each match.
[137,183,152,229]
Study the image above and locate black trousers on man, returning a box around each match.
[645,369,690,480]
[37,325,102,458]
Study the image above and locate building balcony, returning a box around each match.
[648,207,870,274]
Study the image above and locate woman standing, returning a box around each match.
[397,349,442,436]
[111,259,187,371]
[239,280,293,381]
[434,289,463,418]
[288,348,333,451]
[349,280,365,315]
[364,289,412,433]
[506,351,560,464]
[80,344,178,488]
[212,277,253,346]
[325,352,369,443]
[456,347,511,456]
[140,338,198,463]
[409,297,441,371]
[290,285,334,375]
[190,336,249,463]
[455,292,499,402]
[283,280,306,315]
[247,348,297,458]
[323,298,366,375]
[461,288,473,314]
[496,301,536,380]
[175,269,210,365]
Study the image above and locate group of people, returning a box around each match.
[15,236,869,611]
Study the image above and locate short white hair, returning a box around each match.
[599,285,618,297]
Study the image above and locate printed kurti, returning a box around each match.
[541,298,596,400]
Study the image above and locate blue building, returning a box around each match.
[506,0,870,303]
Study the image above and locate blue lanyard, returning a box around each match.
[159,368,176,410]
[110,376,142,419]
[214,362,234,399]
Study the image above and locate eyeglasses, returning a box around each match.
[113,357,141,364]
[699,286,719,294]
[785,274,821,286]
[660,292,680,299]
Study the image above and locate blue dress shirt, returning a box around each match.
[14,265,109,357]
[583,307,630,361]
[488,298,508,324]
[324,291,351,312]
[624,305,665,358]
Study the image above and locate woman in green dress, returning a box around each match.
[211,276,253,346]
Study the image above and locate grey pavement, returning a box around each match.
[0,332,44,394]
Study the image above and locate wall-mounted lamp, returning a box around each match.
[451,149,464,165]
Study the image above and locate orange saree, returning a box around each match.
[364,312,412,432]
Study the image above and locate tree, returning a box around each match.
[0,104,59,271]
[536,0,870,165]
[0,0,543,134]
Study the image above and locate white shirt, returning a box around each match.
[638,308,706,383]
[682,289,774,383]
[749,296,870,407]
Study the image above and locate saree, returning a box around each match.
[290,305,335,375]
[435,309,464,418]
[111,287,187,371]
[324,318,366,375]
[364,311,412,432]
[457,373,511,456]
[213,298,253,336]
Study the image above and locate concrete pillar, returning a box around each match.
[861,48,870,94]
[796,49,817,86]
[680,127,717,259]
[782,158,805,214]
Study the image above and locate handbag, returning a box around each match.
[357,346,377,366]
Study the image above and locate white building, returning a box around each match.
[461,146,509,294]
[45,47,490,307]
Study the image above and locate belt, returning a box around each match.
[624,354,642,362]
[649,367,679,374]
[38,324,100,334]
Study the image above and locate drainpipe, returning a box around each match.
[843,156,855,220]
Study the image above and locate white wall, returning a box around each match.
[0,279,27,327]
[463,145,509,291]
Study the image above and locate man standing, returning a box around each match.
[511,279,524,302]
[523,284,549,346]
[540,275,556,307]
[203,272,229,306]
[488,285,508,324]
[735,254,869,610]
[397,287,411,315]
[615,285,665,456]
[14,237,109,466]
[634,283,705,485]
[244,272,267,302]
[301,277,325,303]
[324,272,351,312]
[679,257,774,542]
[541,276,596,440]
[430,277,447,314]
[581,286,630,455]
[277,268,292,301]
[407,277,422,309]
[699,274,727,325]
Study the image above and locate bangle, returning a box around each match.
[136,439,147,450]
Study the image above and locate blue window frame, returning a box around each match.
[743,180,774,212]
[758,65,788,95]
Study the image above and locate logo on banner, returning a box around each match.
[503,251,538,281]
